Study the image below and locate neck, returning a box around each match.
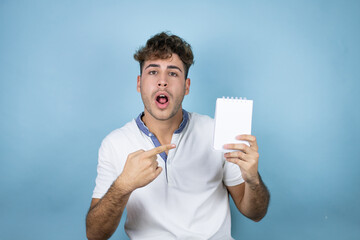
[142,109,183,145]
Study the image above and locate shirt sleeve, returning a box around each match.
[92,137,118,199]
[223,157,245,186]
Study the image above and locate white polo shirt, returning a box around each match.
[92,110,244,239]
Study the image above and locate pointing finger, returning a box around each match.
[146,144,176,157]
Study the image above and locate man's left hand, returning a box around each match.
[223,135,260,185]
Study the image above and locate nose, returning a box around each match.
[157,75,168,88]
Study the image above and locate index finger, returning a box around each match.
[236,134,258,150]
[146,144,176,156]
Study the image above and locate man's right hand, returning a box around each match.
[117,144,176,193]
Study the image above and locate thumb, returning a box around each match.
[154,166,163,178]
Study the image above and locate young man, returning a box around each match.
[86,32,270,240]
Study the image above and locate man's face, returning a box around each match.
[137,53,190,121]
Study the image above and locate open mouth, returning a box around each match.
[156,94,169,104]
[155,93,170,109]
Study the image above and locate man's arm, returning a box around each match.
[86,176,131,240]
[224,135,270,222]
[86,144,176,240]
[227,174,270,221]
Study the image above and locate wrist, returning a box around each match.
[114,174,135,195]
[245,173,261,188]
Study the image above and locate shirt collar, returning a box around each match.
[135,109,189,136]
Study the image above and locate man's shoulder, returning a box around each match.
[102,119,139,144]
[188,111,214,125]
[186,112,215,134]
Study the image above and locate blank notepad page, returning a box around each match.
[213,97,253,151]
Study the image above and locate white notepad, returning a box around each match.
[213,97,253,151]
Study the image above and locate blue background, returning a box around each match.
[1,0,359,239]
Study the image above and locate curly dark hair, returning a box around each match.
[134,32,194,79]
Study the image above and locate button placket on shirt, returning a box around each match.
[166,133,180,186]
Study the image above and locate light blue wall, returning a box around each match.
[1,0,359,239]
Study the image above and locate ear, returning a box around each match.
[185,78,191,95]
[137,75,141,93]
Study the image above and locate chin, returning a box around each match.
[153,111,175,121]
[149,107,181,121]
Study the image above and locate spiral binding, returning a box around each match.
[221,96,249,102]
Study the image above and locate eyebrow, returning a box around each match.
[144,64,183,72]
[167,65,182,72]
[145,64,160,70]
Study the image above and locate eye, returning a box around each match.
[169,72,178,77]
[149,70,157,75]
